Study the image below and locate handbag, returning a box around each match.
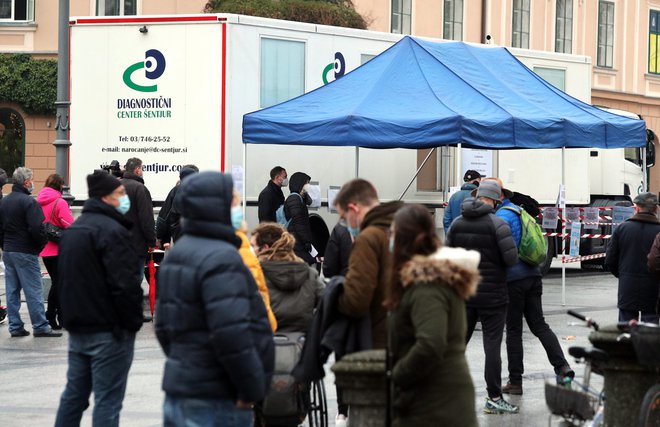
[42,199,63,243]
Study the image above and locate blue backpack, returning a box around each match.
[276,193,303,228]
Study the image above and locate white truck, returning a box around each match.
[68,14,653,266]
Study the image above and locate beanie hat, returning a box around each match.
[87,170,121,198]
[471,179,502,202]
[179,167,198,181]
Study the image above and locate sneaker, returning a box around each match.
[335,414,348,427]
[10,329,30,337]
[34,330,63,337]
[484,396,519,414]
[556,365,575,384]
[0,306,7,324]
[502,382,523,395]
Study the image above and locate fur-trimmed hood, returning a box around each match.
[400,247,481,300]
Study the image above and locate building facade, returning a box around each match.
[0,0,206,189]
[355,0,660,192]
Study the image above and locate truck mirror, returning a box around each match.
[647,129,656,168]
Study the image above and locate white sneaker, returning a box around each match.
[336,414,348,427]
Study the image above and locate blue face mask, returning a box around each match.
[116,194,130,215]
[231,206,244,230]
[347,224,360,238]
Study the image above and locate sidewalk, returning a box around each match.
[0,268,618,426]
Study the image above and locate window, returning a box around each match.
[391,0,411,35]
[97,0,137,16]
[260,38,305,108]
[650,10,660,74]
[0,0,34,21]
[555,0,573,53]
[597,1,614,68]
[443,0,463,41]
[512,0,530,48]
[534,67,566,92]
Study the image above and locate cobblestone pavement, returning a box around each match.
[0,267,617,426]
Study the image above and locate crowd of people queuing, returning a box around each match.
[1,160,659,427]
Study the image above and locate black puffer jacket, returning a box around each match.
[323,222,353,278]
[58,198,143,334]
[285,172,314,264]
[606,212,660,312]
[446,198,518,308]
[155,172,274,402]
[0,183,46,254]
[261,260,325,332]
[258,180,285,223]
[122,172,156,254]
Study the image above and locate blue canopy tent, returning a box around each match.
[242,36,648,304]
[243,36,646,150]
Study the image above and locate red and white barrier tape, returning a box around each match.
[561,253,607,264]
[543,233,611,239]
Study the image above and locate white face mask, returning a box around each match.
[281,178,289,187]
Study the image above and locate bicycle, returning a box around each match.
[545,310,606,427]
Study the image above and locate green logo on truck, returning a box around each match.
[123,49,166,92]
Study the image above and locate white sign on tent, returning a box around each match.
[461,149,493,177]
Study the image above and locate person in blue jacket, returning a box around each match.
[443,170,484,231]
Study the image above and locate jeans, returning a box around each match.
[3,251,49,333]
[164,396,253,427]
[505,277,569,384]
[55,331,136,427]
[619,309,660,324]
[466,305,507,398]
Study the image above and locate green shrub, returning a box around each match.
[0,54,57,115]
[205,0,368,29]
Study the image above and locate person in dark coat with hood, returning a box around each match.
[121,157,156,260]
[285,171,315,265]
[55,170,144,426]
[251,222,324,332]
[446,179,519,415]
[155,172,274,427]
[156,165,199,247]
[258,166,287,223]
[607,192,660,324]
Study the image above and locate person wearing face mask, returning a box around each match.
[0,167,62,337]
[258,166,288,223]
[332,179,403,350]
[54,170,144,425]
[284,172,316,265]
[231,191,278,332]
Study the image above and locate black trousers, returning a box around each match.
[43,256,60,318]
[505,277,568,384]
[466,304,507,399]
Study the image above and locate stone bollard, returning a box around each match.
[589,325,660,427]
[331,349,387,427]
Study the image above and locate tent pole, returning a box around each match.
[242,143,247,214]
[398,147,436,201]
[456,143,462,191]
[561,147,566,306]
[643,147,648,191]
[355,147,360,177]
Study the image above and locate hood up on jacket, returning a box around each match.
[175,172,240,246]
[400,247,481,300]
[289,172,310,194]
[37,186,63,207]
[261,261,311,292]
[460,197,495,218]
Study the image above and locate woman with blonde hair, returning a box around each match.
[386,204,480,427]
[251,223,324,332]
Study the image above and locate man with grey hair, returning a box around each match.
[606,193,660,324]
[0,167,61,337]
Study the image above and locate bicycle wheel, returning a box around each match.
[638,384,660,427]
[307,379,328,427]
